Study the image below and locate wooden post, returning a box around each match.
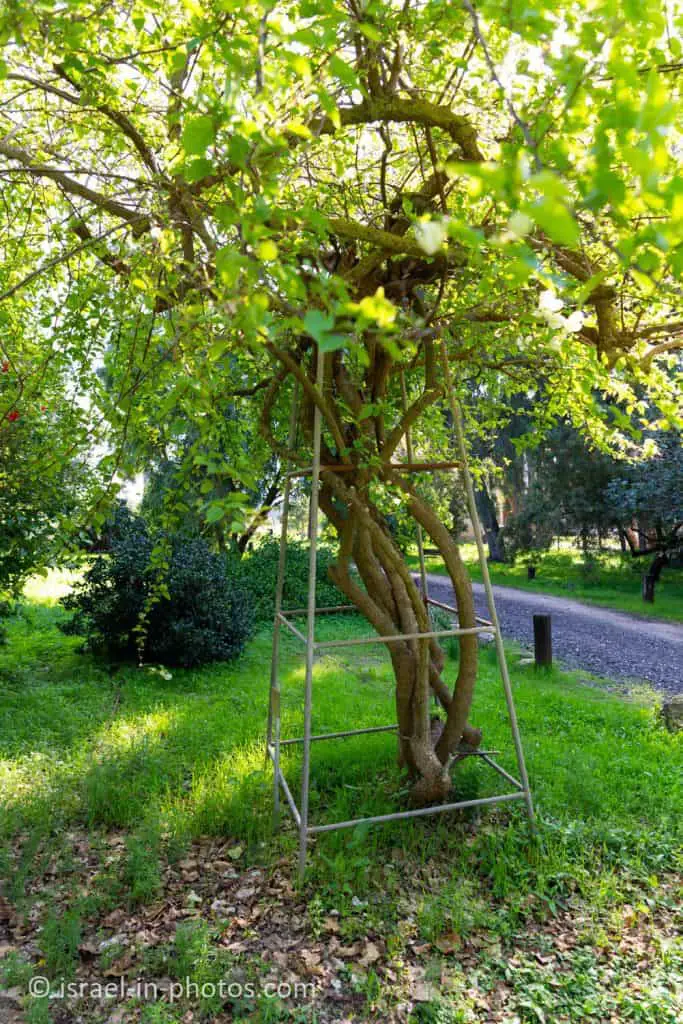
[533,613,552,668]
[527,565,536,581]
[642,574,655,603]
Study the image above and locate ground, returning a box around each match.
[0,574,681,1023]
[408,546,683,624]
[422,573,683,695]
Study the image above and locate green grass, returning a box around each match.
[407,543,683,622]
[0,572,681,1022]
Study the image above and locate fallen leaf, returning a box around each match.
[104,951,135,976]
[78,939,100,959]
[103,909,127,928]
[0,987,22,1006]
[434,932,461,954]
[337,943,360,958]
[360,941,381,966]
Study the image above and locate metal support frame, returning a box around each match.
[266,344,535,878]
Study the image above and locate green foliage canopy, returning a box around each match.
[0,0,681,542]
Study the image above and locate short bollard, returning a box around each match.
[642,574,655,603]
[533,613,552,668]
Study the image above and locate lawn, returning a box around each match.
[0,574,681,1023]
[407,544,683,623]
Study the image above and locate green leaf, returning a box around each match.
[318,333,347,353]
[181,116,215,156]
[358,22,382,42]
[205,504,225,524]
[329,55,360,87]
[257,240,278,261]
[303,310,335,342]
[526,197,580,247]
[182,158,214,183]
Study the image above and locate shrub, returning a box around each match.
[230,538,343,623]
[61,507,252,667]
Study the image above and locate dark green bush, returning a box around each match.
[230,538,343,623]
[61,507,252,667]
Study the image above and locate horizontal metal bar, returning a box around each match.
[267,745,302,827]
[479,754,523,791]
[425,596,492,628]
[426,596,458,614]
[307,791,525,834]
[281,604,357,617]
[288,460,462,478]
[314,624,494,650]
[452,748,500,760]
[281,724,398,746]
[276,611,307,645]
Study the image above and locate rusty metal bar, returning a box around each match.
[268,385,300,823]
[479,754,524,791]
[281,724,398,746]
[276,611,308,645]
[425,595,493,627]
[282,604,357,617]
[441,343,536,831]
[298,347,324,878]
[267,746,302,828]
[307,791,525,834]
[401,369,430,606]
[287,460,462,478]
[314,624,494,650]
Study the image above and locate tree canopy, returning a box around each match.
[1,0,681,798]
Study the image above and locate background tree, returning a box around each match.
[502,420,620,557]
[0,0,681,800]
[0,349,92,606]
[607,430,683,600]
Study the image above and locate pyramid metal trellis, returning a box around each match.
[266,345,535,876]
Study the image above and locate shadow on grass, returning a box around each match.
[0,600,681,901]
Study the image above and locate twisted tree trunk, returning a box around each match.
[262,340,483,804]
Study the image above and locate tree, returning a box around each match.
[0,354,92,603]
[502,419,621,557]
[140,406,283,556]
[0,0,681,800]
[607,431,683,600]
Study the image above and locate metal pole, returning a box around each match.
[267,386,299,826]
[400,370,429,605]
[440,344,536,830]
[307,791,525,834]
[299,347,324,878]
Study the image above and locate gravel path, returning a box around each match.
[421,572,683,696]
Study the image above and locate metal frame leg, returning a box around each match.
[400,369,429,605]
[267,345,536,876]
[298,348,324,878]
[268,387,299,827]
[440,344,536,830]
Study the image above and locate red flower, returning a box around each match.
[7,410,19,422]
[1,360,9,373]
[41,405,47,412]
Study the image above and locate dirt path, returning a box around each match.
[422,573,683,695]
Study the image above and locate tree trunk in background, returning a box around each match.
[474,483,506,562]
[643,551,669,603]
